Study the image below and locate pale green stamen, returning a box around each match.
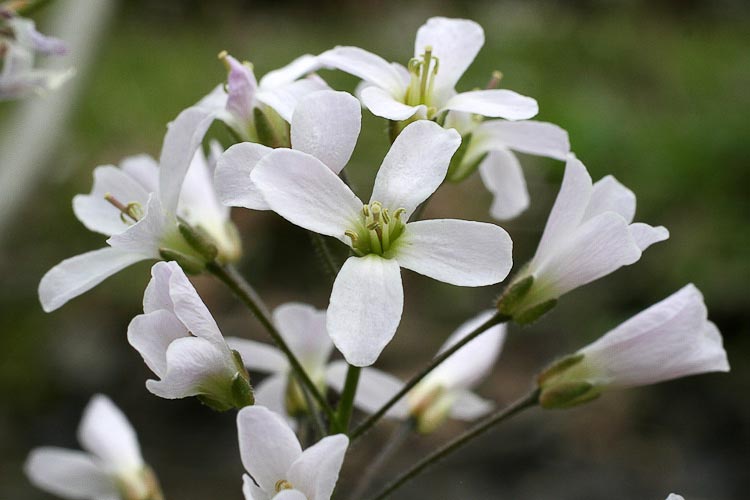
[405,45,440,111]
[346,201,406,257]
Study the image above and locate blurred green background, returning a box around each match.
[1,0,748,498]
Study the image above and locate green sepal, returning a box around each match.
[231,372,255,408]
[445,133,471,182]
[515,299,558,325]
[537,353,585,386]
[497,276,534,316]
[197,394,233,412]
[159,248,205,275]
[177,220,218,262]
[254,106,285,148]
[539,381,599,409]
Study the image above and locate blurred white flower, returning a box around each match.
[24,395,161,500]
[127,261,252,409]
[38,111,240,312]
[499,156,669,323]
[327,310,506,433]
[238,406,348,500]
[666,495,685,500]
[228,302,332,419]
[319,17,537,123]
[215,89,361,211]
[251,120,512,366]
[537,284,730,408]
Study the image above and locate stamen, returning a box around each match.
[419,46,433,106]
[217,50,230,70]
[104,193,141,223]
[486,70,503,90]
[275,479,293,492]
[345,230,359,244]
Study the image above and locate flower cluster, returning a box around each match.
[28,16,730,500]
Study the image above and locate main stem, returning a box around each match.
[366,390,540,500]
[206,262,337,425]
[332,364,361,433]
[350,311,509,441]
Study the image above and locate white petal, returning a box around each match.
[584,175,636,223]
[178,145,230,226]
[274,303,333,374]
[442,90,538,120]
[24,448,117,500]
[414,17,484,94]
[259,54,321,90]
[429,311,507,390]
[72,165,151,236]
[327,255,403,367]
[215,142,273,210]
[165,265,225,344]
[254,373,291,420]
[478,149,530,220]
[237,406,302,493]
[158,106,217,215]
[288,434,349,500]
[143,261,178,314]
[291,90,361,174]
[251,149,362,243]
[360,86,424,121]
[128,310,188,378]
[318,46,405,96]
[326,360,409,419]
[39,247,147,312]
[226,337,289,374]
[448,390,495,420]
[78,395,143,472]
[273,490,308,500]
[242,474,264,500]
[532,212,642,300]
[395,219,512,286]
[120,154,160,193]
[666,495,685,500]
[106,196,166,258]
[146,337,234,399]
[371,121,460,218]
[257,77,330,123]
[581,285,730,388]
[533,157,593,264]
[471,120,570,160]
[629,223,670,251]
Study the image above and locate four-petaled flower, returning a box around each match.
[238,406,348,500]
[251,120,513,366]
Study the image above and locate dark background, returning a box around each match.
[1,0,748,498]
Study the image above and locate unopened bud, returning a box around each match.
[177,220,219,262]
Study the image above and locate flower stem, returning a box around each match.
[332,364,361,433]
[350,311,509,441]
[206,262,338,426]
[348,419,415,500]
[309,231,340,285]
[366,390,540,500]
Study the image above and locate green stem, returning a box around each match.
[332,364,361,433]
[206,262,337,426]
[350,311,509,441]
[309,231,340,285]
[296,376,327,442]
[366,390,540,500]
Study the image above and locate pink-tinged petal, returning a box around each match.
[414,17,484,94]
[77,395,143,473]
[237,406,302,493]
[327,256,403,367]
[215,142,273,211]
[291,90,361,174]
[223,53,257,123]
[38,247,147,312]
[128,310,188,379]
[274,303,332,373]
[226,337,288,374]
[478,149,530,221]
[360,86,425,121]
[256,77,329,123]
[395,219,512,287]
[259,54,321,89]
[318,46,406,96]
[471,120,570,161]
[326,360,409,419]
[24,448,117,499]
[442,90,538,121]
[251,149,363,243]
[288,434,349,500]
[448,390,495,420]
[371,121,460,219]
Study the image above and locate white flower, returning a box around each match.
[537,285,730,408]
[24,395,160,500]
[127,261,252,409]
[38,107,240,312]
[228,302,333,419]
[327,310,506,433]
[500,156,669,323]
[238,406,348,500]
[666,495,685,500]
[197,51,327,143]
[318,17,537,123]
[445,115,571,220]
[251,120,513,366]
[215,89,361,211]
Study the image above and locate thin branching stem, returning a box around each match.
[332,364,361,433]
[309,231,340,284]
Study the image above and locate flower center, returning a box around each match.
[275,479,294,492]
[404,45,440,113]
[345,201,406,257]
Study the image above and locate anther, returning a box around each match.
[104,193,140,223]
[393,208,406,220]
[275,479,293,492]
[217,50,230,70]
[345,230,359,243]
[486,70,503,90]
